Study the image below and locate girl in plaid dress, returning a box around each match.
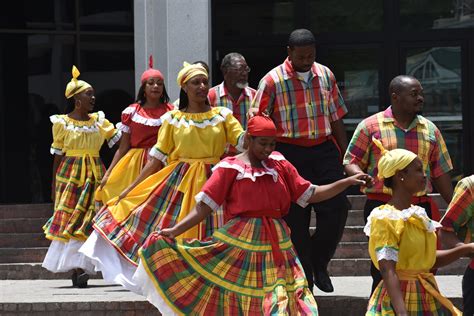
[95,63,173,209]
[133,115,367,315]
[365,138,473,315]
[42,66,120,288]
[80,62,245,294]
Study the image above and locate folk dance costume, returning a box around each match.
[365,139,460,315]
[134,116,319,315]
[42,66,120,277]
[80,63,245,293]
[94,68,173,206]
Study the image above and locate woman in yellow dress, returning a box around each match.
[80,62,245,293]
[42,66,120,288]
[94,64,173,208]
[365,138,473,315]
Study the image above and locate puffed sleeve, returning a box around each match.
[276,155,314,208]
[365,208,404,268]
[116,105,135,134]
[221,107,245,152]
[96,111,121,148]
[50,115,66,155]
[195,164,238,212]
[149,111,174,164]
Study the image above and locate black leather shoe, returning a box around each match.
[314,270,334,293]
[71,271,78,287]
[76,273,89,288]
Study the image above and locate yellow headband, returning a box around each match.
[176,62,208,87]
[65,65,92,99]
[373,137,418,179]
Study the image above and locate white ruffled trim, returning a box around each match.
[50,147,64,155]
[213,160,279,182]
[116,122,130,133]
[107,130,121,148]
[149,147,168,164]
[131,114,162,126]
[268,152,285,161]
[296,184,316,208]
[364,205,442,237]
[49,111,106,133]
[133,260,178,316]
[376,247,399,262]
[195,192,220,212]
[161,107,232,129]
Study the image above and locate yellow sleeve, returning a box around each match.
[96,111,121,148]
[50,115,66,155]
[367,214,404,269]
[149,113,174,164]
[222,108,245,151]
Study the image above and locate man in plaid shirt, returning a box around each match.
[344,75,454,293]
[440,175,474,315]
[253,29,350,293]
[209,53,256,156]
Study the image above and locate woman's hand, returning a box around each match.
[158,227,178,239]
[345,173,368,186]
[115,188,131,205]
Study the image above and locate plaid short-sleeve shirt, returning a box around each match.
[343,106,453,196]
[208,82,256,129]
[440,175,474,243]
[252,58,347,141]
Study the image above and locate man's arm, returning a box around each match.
[432,173,453,205]
[330,119,348,158]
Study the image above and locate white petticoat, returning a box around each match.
[78,231,143,294]
[133,260,178,316]
[42,239,96,274]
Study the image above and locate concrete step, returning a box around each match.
[0,218,48,234]
[333,242,368,259]
[0,278,463,316]
[0,233,50,248]
[328,258,471,276]
[0,203,52,220]
[0,263,103,280]
[0,247,47,263]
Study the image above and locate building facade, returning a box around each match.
[0,0,473,203]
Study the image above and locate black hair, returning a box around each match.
[135,81,170,105]
[383,176,394,189]
[389,75,418,95]
[288,29,315,48]
[64,96,76,113]
[220,53,244,71]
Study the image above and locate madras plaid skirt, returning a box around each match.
[43,156,105,241]
[93,161,220,265]
[367,276,457,315]
[138,217,319,315]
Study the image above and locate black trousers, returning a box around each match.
[277,141,349,289]
[463,265,474,316]
[364,199,433,294]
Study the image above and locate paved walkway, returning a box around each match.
[0,275,463,303]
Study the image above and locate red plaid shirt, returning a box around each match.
[252,58,347,146]
[440,175,474,268]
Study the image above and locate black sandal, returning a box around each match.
[71,271,78,287]
[76,272,89,288]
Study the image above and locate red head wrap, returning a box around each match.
[140,55,164,83]
[247,115,277,137]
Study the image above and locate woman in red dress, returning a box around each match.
[134,115,367,315]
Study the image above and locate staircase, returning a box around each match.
[0,195,468,279]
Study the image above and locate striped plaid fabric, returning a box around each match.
[343,107,453,196]
[440,175,474,268]
[367,277,454,315]
[93,162,217,265]
[138,216,318,315]
[252,58,347,141]
[208,82,256,129]
[43,156,105,242]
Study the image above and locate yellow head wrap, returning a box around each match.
[373,137,418,179]
[65,66,92,99]
[176,62,208,87]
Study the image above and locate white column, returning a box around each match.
[134,0,212,101]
